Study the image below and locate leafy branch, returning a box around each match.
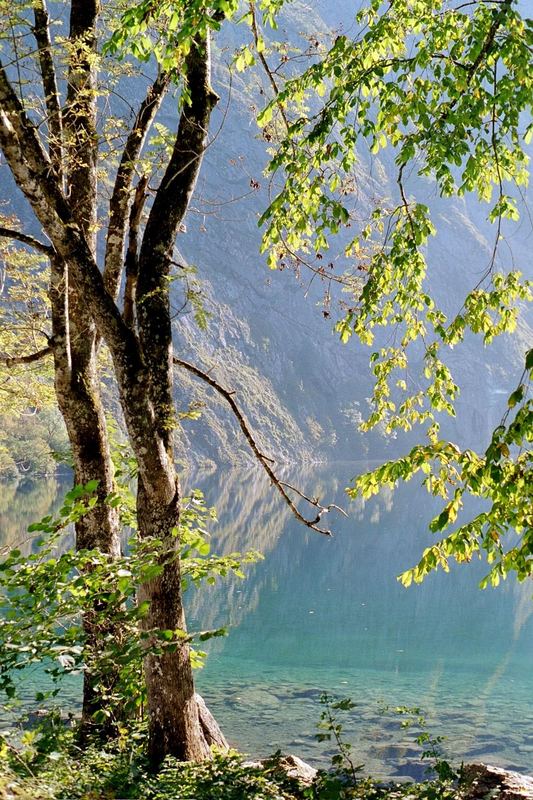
[350,349,532,587]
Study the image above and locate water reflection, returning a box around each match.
[0,477,65,552]
[1,467,532,779]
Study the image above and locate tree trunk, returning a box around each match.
[50,254,121,734]
[129,33,220,765]
[137,477,211,764]
[60,0,121,732]
[195,694,229,750]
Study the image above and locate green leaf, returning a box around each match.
[508,385,525,408]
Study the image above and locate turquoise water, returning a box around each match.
[1,467,532,778]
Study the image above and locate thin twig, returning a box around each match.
[104,71,171,300]
[279,480,347,518]
[249,0,290,131]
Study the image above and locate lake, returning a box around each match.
[1,466,532,779]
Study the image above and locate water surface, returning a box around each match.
[1,467,532,779]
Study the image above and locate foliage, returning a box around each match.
[315,695,364,784]
[251,0,532,576]
[0,739,306,800]
[0,0,531,778]
[259,0,531,431]
[308,696,457,800]
[0,222,54,418]
[385,706,457,784]
[310,694,365,800]
[350,350,532,586]
[143,751,302,800]
[0,411,68,479]
[104,0,290,75]
[104,0,241,75]
[0,481,261,727]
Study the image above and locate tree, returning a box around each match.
[0,0,338,765]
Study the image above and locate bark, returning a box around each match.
[60,0,118,554]
[195,694,229,750]
[0,68,172,485]
[0,226,52,255]
[61,0,122,731]
[123,176,149,328]
[137,36,218,446]
[137,480,210,764]
[49,258,118,556]
[49,251,120,733]
[33,0,63,181]
[104,74,170,302]
[64,0,98,245]
[0,347,51,367]
[133,35,220,765]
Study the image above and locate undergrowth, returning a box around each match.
[0,697,460,800]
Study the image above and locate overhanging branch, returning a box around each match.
[173,355,346,535]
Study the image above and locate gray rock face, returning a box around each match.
[462,764,533,800]
[1,4,531,471]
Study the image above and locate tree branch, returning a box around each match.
[104,71,170,301]
[0,226,53,255]
[137,36,219,448]
[123,175,149,328]
[436,0,512,125]
[0,58,124,348]
[32,0,63,181]
[63,0,98,250]
[0,346,52,367]
[49,252,71,391]
[173,355,345,535]
[0,58,176,491]
[249,1,290,132]
[465,0,511,81]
